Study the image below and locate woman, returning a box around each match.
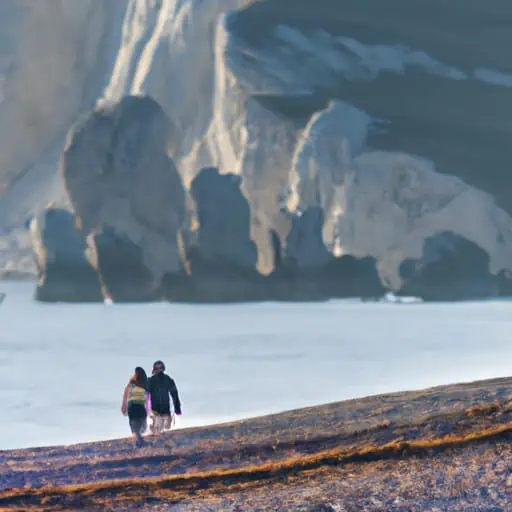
[121,366,151,447]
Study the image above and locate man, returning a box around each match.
[148,360,182,434]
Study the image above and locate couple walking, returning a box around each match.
[121,360,182,447]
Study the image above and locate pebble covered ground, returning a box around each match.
[1,377,512,510]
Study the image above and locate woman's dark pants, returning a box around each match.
[128,403,147,446]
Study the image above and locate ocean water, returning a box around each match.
[1,281,512,451]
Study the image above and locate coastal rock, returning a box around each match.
[86,227,157,303]
[190,167,258,269]
[173,167,263,302]
[61,94,186,299]
[30,207,102,302]
[283,206,333,271]
[271,206,385,300]
[496,269,512,298]
[397,232,498,301]
[320,255,386,300]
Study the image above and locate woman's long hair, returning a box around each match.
[130,366,148,390]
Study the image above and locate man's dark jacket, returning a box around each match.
[148,373,182,415]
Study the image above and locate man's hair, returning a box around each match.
[153,360,165,371]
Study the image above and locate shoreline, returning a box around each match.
[4,277,512,305]
[1,376,511,510]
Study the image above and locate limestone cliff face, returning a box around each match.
[206,0,512,285]
[2,0,512,300]
[100,0,512,285]
[0,0,125,196]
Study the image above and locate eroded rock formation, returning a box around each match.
[86,227,157,303]
[30,206,102,302]
[397,232,500,301]
[170,167,264,302]
[271,206,385,300]
[61,94,186,300]
[190,167,258,269]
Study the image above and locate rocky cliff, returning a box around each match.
[1,0,512,301]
